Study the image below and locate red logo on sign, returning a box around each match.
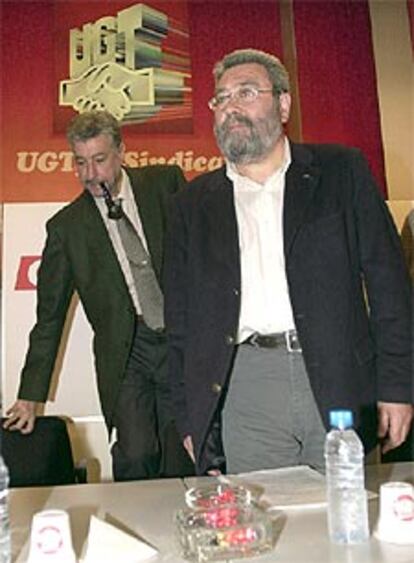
[15,256,41,290]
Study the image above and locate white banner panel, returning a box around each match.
[2,203,101,417]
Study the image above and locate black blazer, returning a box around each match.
[18,165,185,428]
[165,142,412,474]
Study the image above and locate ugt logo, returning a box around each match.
[59,3,192,125]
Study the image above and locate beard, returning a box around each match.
[214,110,282,165]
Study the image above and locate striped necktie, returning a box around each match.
[101,183,164,331]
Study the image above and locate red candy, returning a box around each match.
[204,506,239,528]
[195,487,258,548]
[197,488,237,509]
[216,489,237,504]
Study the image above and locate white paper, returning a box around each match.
[220,465,376,510]
[80,515,158,562]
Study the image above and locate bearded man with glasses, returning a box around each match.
[164,48,413,476]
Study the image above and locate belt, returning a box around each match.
[243,330,302,353]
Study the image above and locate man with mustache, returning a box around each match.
[164,49,413,475]
[4,110,194,481]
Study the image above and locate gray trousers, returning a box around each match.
[222,343,327,474]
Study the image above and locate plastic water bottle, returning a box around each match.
[324,409,369,544]
[0,455,11,563]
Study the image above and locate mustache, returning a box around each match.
[221,113,253,131]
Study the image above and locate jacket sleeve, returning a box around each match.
[164,191,191,439]
[18,219,75,402]
[350,150,412,402]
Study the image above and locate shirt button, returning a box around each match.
[225,334,235,345]
[233,288,240,296]
[211,383,222,394]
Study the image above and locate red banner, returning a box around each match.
[1,1,388,203]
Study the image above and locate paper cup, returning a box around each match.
[374,481,414,544]
[27,509,77,562]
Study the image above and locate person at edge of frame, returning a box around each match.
[164,48,413,476]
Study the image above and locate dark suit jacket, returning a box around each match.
[401,210,414,282]
[18,165,185,428]
[164,143,412,474]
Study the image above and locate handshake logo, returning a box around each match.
[59,3,192,125]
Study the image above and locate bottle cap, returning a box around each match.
[329,409,353,430]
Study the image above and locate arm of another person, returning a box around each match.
[162,164,193,461]
[3,220,75,433]
[378,212,414,451]
[400,210,414,283]
[350,150,413,450]
[164,190,194,458]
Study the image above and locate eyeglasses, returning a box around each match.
[208,85,273,111]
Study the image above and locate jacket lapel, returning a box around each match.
[202,169,241,283]
[82,191,128,295]
[284,143,320,256]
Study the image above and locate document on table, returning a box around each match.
[220,465,376,510]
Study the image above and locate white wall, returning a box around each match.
[369,0,414,201]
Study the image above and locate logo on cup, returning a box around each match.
[393,494,414,522]
[28,509,76,563]
[36,525,64,554]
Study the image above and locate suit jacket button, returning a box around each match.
[211,383,222,394]
[225,334,235,345]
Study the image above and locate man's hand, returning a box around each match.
[183,434,222,476]
[183,435,195,462]
[377,402,414,453]
[3,400,38,434]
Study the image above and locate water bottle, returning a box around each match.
[324,409,369,544]
[0,455,11,563]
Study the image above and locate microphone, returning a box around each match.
[100,182,123,220]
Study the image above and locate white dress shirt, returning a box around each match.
[94,169,148,316]
[227,138,296,343]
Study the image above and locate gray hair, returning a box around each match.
[67,111,122,148]
[213,49,290,94]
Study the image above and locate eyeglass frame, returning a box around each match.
[208,84,276,111]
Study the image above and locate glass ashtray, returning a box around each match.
[175,504,275,562]
[185,484,253,509]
